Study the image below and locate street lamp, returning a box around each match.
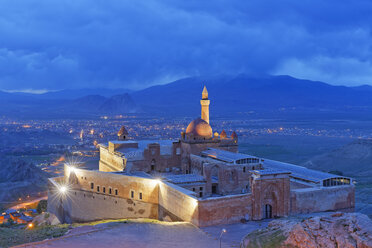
[219,228,227,248]
[59,186,67,194]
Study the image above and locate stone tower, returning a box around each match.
[200,86,210,124]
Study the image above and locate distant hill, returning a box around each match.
[0,159,48,209]
[303,139,372,177]
[131,74,372,117]
[303,139,372,217]
[98,93,138,113]
[35,88,132,99]
[3,74,372,118]
[57,93,138,114]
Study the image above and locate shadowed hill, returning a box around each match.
[303,139,372,177]
[131,74,372,117]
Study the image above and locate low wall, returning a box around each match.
[99,146,125,172]
[158,181,199,225]
[198,194,252,227]
[290,185,355,214]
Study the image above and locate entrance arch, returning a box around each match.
[264,204,272,219]
[151,159,156,171]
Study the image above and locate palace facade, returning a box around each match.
[48,87,355,227]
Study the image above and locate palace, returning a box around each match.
[48,87,355,227]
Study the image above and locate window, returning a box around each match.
[97,186,100,192]
[103,187,106,193]
[139,192,142,200]
[90,182,94,189]
[130,190,134,198]
[192,188,195,191]
[243,167,246,173]
[199,192,203,197]
[199,187,203,191]
[115,189,118,195]
[109,188,112,194]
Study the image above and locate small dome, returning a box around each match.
[231,131,238,139]
[186,118,213,138]
[220,130,227,139]
[118,126,128,136]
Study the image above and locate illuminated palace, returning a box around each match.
[48,87,355,227]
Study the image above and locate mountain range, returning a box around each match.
[2,74,372,119]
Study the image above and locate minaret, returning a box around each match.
[200,86,210,124]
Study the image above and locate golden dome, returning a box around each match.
[186,118,213,138]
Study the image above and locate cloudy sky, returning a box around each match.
[1,0,372,92]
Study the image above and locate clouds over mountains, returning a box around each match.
[1,0,372,91]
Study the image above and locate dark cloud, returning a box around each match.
[0,0,372,91]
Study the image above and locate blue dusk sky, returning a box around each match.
[1,0,372,92]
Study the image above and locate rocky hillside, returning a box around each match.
[303,139,372,218]
[303,139,372,177]
[0,159,49,209]
[241,212,372,248]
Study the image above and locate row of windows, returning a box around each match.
[90,182,118,196]
[130,190,142,200]
[322,178,351,187]
[192,187,203,197]
[88,182,144,201]
[236,158,259,164]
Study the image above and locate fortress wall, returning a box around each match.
[99,146,125,172]
[290,185,355,214]
[47,177,65,219]
[158,182,199,225]
[197,194,252,227]
[49,168,160,223]
[62,190,158,222]
[64,166,159,205]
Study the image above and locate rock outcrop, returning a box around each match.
[33,212,61,226]
[241,212,372,248]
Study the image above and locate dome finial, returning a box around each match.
[202,86,208,100]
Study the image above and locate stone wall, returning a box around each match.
[48,165,161,223]
[60,189,157,223]
[180,140,237,173]
[158,181,199,225]
[65,165,159,205]
[290,185,355,214]
[197,194,252,227]
[131,142,181,173]
[251,176,291,220]
[99,146,126,172]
